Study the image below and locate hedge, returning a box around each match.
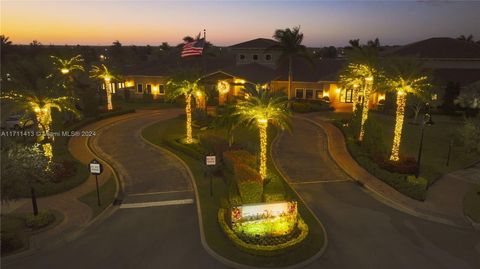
[263,174,286,202]
[25,211,55,230]
[223,150,257,172]
[163,138,206,160]
[218,208,309,256]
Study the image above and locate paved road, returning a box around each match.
[4,110,226,269]
[273,118,480,269]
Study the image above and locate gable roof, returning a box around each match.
[229,38,280,49]
[383,37,480,59]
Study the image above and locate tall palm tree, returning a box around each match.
[271,26,310,104]
[50,55,85,93]
[90,64,116,111]
[235,88,291,180]
[166,75,203,144]
[346,46,381,141]
[385,58,431,161]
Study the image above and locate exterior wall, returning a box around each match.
[231,48,281,67]
[123,75,168,99]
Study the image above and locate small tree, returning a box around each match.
[166,70,204,144]
[90,64,117,111]
[1,143,51,215]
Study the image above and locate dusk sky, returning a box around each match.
[2,1,480,47]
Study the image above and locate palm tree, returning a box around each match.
[339,64,363,112]
[50,55,85,92]
[235,88,291,180]
[346,46,382,141]
[384,58,431,161]
[271,26,310,104]
[90,64,116,111]
[166,75,203,144]
[457,34,474,43]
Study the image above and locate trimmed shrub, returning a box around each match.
[217,208,308,256]
[223,150,257,172]
[405,175,428,200]
[263,174,286,202]
[378,156,418,174]
[228,180,242,206]
[25,211,55,230]
[163,138,206,160]
[362,118,387,158]
[238,181,263,204]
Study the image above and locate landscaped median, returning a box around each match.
[142,117,326,268]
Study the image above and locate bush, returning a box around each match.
[291,100,333,113]
[227,180,242,206]
[237,181,263,204]
[25,211,55,230]
[52,160,77,182]
[263,174,286,202]
[347,139,427,200]
[164,138,206,160]
[362,118,387,158]
[0,231,24,254]
[378,156,418,174]
[217,209,308,256]
[405,175,428,200]
[223,150,257,172]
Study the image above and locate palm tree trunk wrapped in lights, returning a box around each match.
[352,85,360,112]
[359,77,373,141]
[258,119,268,180]
[185,94,193,144]
[105,79,113,111]
[389,90,406,161]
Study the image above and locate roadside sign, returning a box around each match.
[89,159,103,175]
[206,155,216,166]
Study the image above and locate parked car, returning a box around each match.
[2,115,34,130]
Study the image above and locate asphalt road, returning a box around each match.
[4,111,479,269]
[3,110,227,269]
[273,118,480,269]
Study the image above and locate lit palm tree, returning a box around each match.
[271,26,311,104]
[235,88,291,180]
[339,64,363,112]
[51,55,84,76]
[385,58,431,162]
[166,76,203,144]
[346,46,381,141]
[90,64,116,111]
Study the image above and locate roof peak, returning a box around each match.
[230,38,279,49]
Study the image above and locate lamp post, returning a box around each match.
[415,112,434,178]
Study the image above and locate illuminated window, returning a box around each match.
[265,54,272,61]
[253,54,258,61]
[315,90,323,99]
[146,84,152,94]
[295,89,304,99]
[137,84,143,93]
[305,89,313,99]
[159,85,165,94]
[339,88,353,103]
[431,93,438,101]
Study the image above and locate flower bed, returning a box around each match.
[218,208,309,256]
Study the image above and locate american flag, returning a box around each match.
[181,38,205,58]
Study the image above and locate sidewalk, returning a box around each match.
[0,115,128,253]
[300,114,479,229]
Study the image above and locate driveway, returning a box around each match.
[273,118,480,269]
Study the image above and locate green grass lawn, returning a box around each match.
[464,185,480,223]
[322,111,480,183]
[78,176,117,219]
[1,210,63,256]
[142,118,326,267]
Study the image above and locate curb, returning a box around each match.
[296,116,470,230]
[140,125,326,269]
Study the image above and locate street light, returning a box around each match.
[415,112,434,178]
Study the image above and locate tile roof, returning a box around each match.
[382,37,480,59]
[229,38,280,49]
[275,58,346,82]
